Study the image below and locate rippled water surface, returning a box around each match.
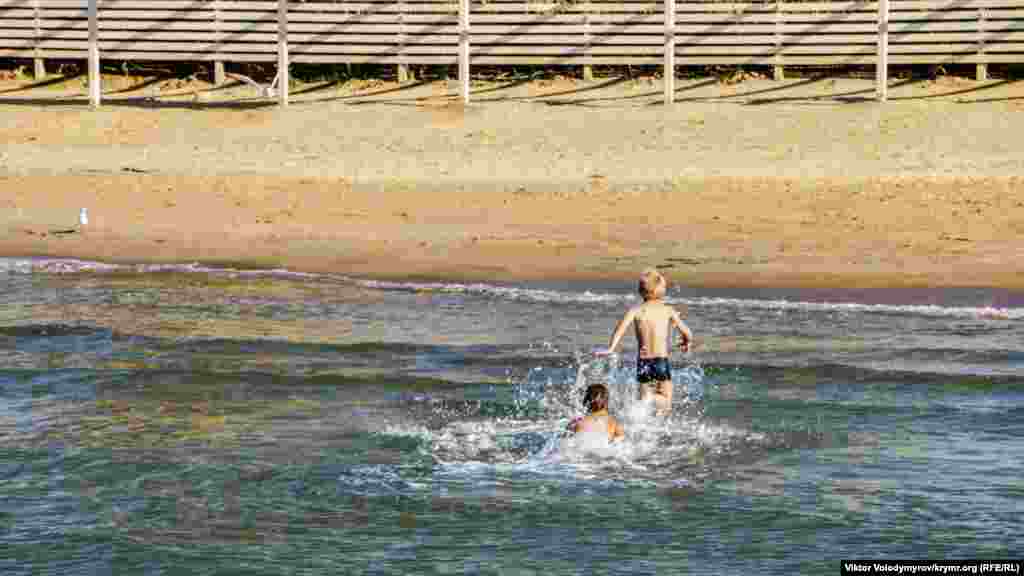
[1,258,1022,575]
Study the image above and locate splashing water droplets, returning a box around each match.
[378,346,756,487]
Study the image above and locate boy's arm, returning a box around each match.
[670,308,693,352]
[597,308,636,356]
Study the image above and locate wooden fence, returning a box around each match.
[2,0,1023,106]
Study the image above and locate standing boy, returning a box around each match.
[597,269,693,416]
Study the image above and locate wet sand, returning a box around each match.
[1,72,1022,289]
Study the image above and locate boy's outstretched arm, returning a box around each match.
[671,309,693,353]
[596,308,636,356]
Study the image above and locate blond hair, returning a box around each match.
[638,268,666,300]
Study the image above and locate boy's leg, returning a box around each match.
[653,380,673,415]
[631,383,657,421]
[634,381,651,399]
[638,382,656,404]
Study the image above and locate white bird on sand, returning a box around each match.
[80,208,89,226]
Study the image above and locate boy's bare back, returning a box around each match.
[604,299,692,360]
[630,300,689,359]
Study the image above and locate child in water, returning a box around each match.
[597,268,693,416]
[567,383,625,442]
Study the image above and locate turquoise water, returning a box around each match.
[1,258,1021,575]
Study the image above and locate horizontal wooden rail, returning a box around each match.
[21,40,1018,52]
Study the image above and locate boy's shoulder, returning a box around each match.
[638,300,675,314]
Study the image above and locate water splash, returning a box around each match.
[377,347,778,487]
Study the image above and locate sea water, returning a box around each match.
[0,258,1021,575]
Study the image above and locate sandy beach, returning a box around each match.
[1,70,1022,289]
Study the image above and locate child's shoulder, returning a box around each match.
[625,302,648,316]
[642,300,675,313]
[658,300,683,314]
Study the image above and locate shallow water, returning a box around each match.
[1,258,1021,575]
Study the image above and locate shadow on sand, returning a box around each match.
[0,72,1018,110]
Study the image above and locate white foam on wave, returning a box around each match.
[3,256,1019,320]
[0,257,319,280]
[685,296,1018,321]
[382,422,434,442]
[354,278,1021,321]
[356,277,632,305]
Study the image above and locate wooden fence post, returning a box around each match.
[278,0,289,106]
[213,0,225,84]
[583,1,592,81]
[32,0,45,79]
[976,6,987,81]
[664,0,674,104]
[876,0,888,102]
[773,0,784,81]
[88,0,100,107]
[459,0,469,103]
[398,0,408,82]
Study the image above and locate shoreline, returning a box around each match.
[6,257,1024,322]
[2,173,1022,292]
[6,253,1024,305]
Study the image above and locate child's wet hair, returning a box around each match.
[583,383,609,412]
[639,268,666,300]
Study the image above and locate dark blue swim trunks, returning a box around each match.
[637,357,671,383]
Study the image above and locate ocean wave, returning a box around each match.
[0,257,319,280]
[2,257,1019,321]
[344,280,1023,321]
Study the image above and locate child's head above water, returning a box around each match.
[639,268,666,301]
[583,383,610,413]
